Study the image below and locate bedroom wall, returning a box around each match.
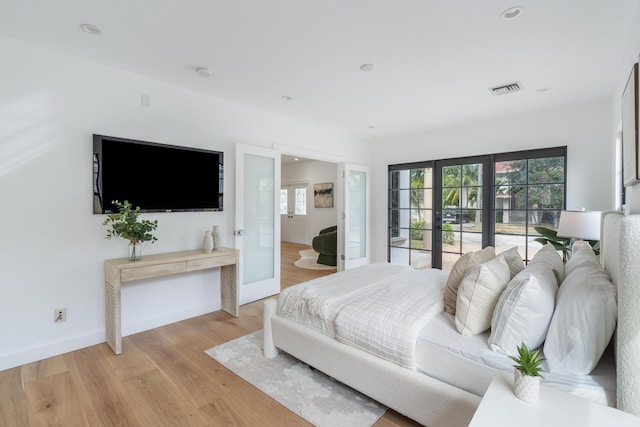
[611,8,640,215]
[281,160,339,243]
[367,99,614,263]
[0,35,366,371]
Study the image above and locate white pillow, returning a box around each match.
[544,263,617,375]
[565,244,600,277]
[529,243,565,283]
[443,246,495,315]
[488,263,558,355]
[495,246,524,279]
[455,256,511,336]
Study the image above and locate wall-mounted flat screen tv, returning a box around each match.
[93,134,223,214]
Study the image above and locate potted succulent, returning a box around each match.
[103,200,158,261]
[509,342,545,403]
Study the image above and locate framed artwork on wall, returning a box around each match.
[622,62,639,186]
[314,182,334,208]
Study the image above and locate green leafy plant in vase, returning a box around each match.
[509,342,545,403]
[103,200,158,261]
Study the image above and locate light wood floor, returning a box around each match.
[0,242,420,427]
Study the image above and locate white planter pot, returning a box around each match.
[513,369,540,403]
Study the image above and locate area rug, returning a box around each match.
[205,330,387,427]
[294,249,336,271]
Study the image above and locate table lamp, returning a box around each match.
[556,210,601,243]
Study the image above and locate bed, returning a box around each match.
[263,211,640,426]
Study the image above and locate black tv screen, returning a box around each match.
[93,134,223,213]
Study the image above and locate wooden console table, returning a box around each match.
[105,248,239,355]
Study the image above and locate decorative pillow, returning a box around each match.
[455,256,510,336]
[565,244,600,277]
[488,263,558,355]
[529,243,565,284]
[544,263,617,375]
[443,246,496,315]
[495,246,524,279]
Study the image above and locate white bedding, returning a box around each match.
[277,262,615,406]
[335,268,448,369]
[278,262,411,336]
[417,312,616,406]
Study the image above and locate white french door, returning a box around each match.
[235,144,281,305]
[280,182,310,244]
[338,163,370,271]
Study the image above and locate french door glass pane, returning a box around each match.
[349,169,366,260]
[244,153,274,284]
[295,187,306,215]
[279,189,287,214]
[528,157,564,183]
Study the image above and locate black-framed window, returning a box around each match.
[388,146,566,269]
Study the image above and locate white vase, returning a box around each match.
[513,369,540,403]
[203,230,214,253]
[212,225,219,250]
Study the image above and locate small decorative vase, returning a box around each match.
[203,230,214,253]
[513,369,540,403]
[128,239,141,261]
[212,225,219,251]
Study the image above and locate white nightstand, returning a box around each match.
[469,372,640,427]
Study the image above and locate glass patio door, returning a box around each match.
[388,165,434,269]
[434,158,491,270]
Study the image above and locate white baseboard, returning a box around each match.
[122,303,217,337]
[0,330,104,372]
[0,303,218,372]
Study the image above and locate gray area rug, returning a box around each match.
[205,330,387,427]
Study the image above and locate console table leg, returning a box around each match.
[105,280,122,354]
[220,264,239,317]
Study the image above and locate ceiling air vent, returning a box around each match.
[489,81,522,96]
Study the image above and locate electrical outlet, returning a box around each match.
[54,308,66,323]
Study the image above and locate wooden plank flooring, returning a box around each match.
[0,242,420,426]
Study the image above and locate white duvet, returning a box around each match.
[278,262,449,369]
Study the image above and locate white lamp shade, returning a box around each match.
[556,210,601,240]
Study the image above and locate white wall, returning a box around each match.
[368,99,615,263]
[0,35,366,371]
[282,160,338,242]
[610,9,640,215]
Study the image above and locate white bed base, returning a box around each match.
[264,212,640,425]
[265,303,481,427]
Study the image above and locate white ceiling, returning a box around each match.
[1,0,639,140]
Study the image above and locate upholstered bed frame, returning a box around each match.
[263,212,640,426]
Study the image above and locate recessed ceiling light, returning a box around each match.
[196,67,213,77]
[281,95,292,101]
[360,63,375,72]
[501,6,524,20]
[536,87,550,93]
[79,23,102,35]
[294,158,299,161]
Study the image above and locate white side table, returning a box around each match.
[469,372,640,427]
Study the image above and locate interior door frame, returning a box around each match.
[280,181,311,244]
[274,143,346,265]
